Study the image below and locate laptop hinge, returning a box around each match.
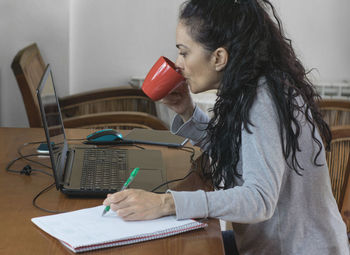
[63,149,75,186]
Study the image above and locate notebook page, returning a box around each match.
[32,205,201,248]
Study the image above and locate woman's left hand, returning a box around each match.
[103,189,175,221]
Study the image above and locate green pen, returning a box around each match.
[102,167,140,216]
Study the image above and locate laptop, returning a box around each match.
[36,64,167,196]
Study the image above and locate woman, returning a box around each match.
[104,0,349,254]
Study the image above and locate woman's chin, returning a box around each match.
[188,84,200,94]
[190,87,206,94]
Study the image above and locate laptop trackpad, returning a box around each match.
[127,150,166,192]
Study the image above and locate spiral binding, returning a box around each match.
[62,221,207,253]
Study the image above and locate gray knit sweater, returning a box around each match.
[168,83,349,254]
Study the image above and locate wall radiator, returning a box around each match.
[316,83,350,99]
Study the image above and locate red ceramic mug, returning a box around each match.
[142,56,185,101]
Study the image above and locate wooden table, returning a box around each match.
[0,127,224,254]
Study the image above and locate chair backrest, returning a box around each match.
[318,99,350,127]
[11,43,45,127]
[326,126,350,210]
[63,111,168,130]
[60,94,157,119]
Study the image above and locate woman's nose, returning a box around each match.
[175,57,183,73]
[175,56,184,71]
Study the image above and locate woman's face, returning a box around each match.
[175,22,223,94]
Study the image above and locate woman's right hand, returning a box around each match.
[161,82,195,122]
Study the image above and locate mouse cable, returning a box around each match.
[179,146,196,164]
[134,144,146,150]
[151,146,199,193]
[16,141,53,169]
[67,138,85,141]
[32,182,67,214]
[6,153,53,177]
[151,170,195,193]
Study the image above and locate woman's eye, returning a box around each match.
[179,52,187,57]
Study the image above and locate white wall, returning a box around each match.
[0,0,69,127]
[0,0,349,127]
[69,0,184,94]
[271,0,350,84]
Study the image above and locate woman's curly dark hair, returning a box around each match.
[179,0,331,189]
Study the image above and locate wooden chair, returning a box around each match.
[326,126,350,236]
[318,99,350,127]
[11,43,167,130]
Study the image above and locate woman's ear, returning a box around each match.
[212,47,228,72]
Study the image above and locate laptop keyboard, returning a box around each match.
[80,149,128,191]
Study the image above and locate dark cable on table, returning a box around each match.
[179,146,196,164]
[151,170,195,193]
[6,153,53,177]
[32,182,67,214]
[17,141,52,169]
[151,146,197,193]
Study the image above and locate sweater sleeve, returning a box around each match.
[170,105,210,149]
[169,87,286,223]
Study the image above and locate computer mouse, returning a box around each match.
[86,129,123,142]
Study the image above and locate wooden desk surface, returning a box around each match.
[0,127,224,255]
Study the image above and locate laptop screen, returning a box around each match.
[37,64,68,189]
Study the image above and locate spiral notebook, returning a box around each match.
[31,205,207,253]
